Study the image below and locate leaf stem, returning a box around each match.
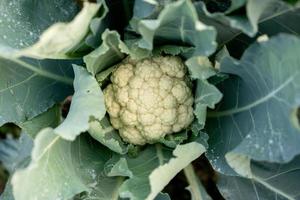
[155,143,164,165]
[183,163,203,200]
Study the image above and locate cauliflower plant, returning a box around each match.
[104,56,194,145]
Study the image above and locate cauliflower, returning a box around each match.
[103,56,194,145]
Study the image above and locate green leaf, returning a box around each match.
[95,65,117,86]
[224,4,300,58]
[84,30,130,75]
[130,0,217,58]
[0,0,79,53]
[183,55,223,135]
[11,129,118,200]
[20,105,61,138]
[55,65,106,141]
[0,1,109,59]
[106,138,207,200]
[0,57,74,127]
[18,2,101,59]
[206,34,300,175]
[194,0,278,37]
[186,56,216,80]
[197,1,299,57]
[217,154,300,200]
[88,116,128,154]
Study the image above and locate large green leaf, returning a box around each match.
[11,130,119,200]
[105,138,207,200]
[128,0,217,58]
[217,154,300,200]
[224,4,300,58]
[0,0,79,52]
[0,57,74,127]
[195,0,299,58]
[18,2,101,59]
[55,65,106,141]
[206,34,300,175]
[0,1,109,59]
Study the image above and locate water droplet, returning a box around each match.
[269,139,273,144]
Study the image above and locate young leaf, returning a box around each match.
[206,34,300,175]
[185,57,223,129]
[84,30,130,75]
[129,0,217,58]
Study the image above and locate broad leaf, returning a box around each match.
[0,1,109,59]
[11,130,119,200]
[206,34,300,175]
[0,57,74,127]
[0,0,79,53]
[225,4,300,58]
[217,154,300,200]
[194,0,282,37]
[55,65,106,141]
[18,2,101,59]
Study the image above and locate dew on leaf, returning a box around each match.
[268,139,274,144]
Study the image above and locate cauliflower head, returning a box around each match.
[103,56,194,145]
